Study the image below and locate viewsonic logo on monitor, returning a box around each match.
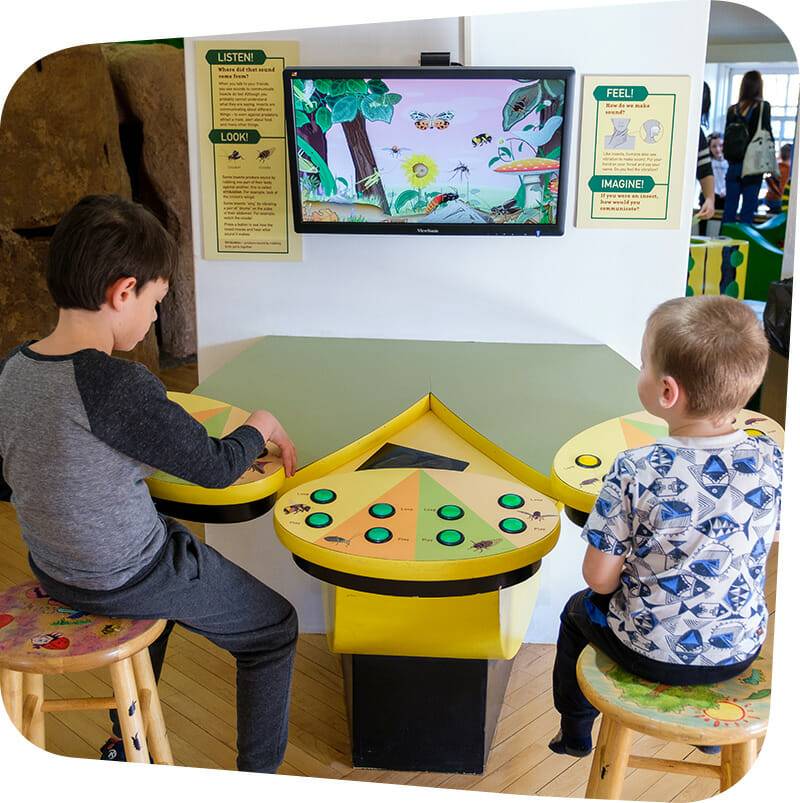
[416,228,440,233]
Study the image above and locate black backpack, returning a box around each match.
[723,105,753,162]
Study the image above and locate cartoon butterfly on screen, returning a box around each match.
[410,110,455,131]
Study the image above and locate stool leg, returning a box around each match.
[22,673,45,749]
[132,648,173,765]
[720,739,757,792]
[1,668,24,733]
[585,716,633,800]
[109,657,149,764]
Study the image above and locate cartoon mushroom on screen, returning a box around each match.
[493,157,560,213]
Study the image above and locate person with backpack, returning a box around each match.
[722,70,776,224]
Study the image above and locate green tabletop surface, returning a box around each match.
[196,337,640,477]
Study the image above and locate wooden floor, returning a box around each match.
[0,360,779,799]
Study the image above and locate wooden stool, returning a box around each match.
[577,645,771,799]
[0,581,173,765]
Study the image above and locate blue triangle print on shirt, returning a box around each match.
[701,455,730,499]
[703,455,728,480]
[696,514,740,541]
[690,602,729,619]
[658,573,710,598]
[648,445,676,477]
[733,445,760,474]
[725,576,752,612]
[744,485,776,510]
[670,629,705,663]
[631,609,658,635]
[661,501,691,521]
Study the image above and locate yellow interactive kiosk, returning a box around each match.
[273,396,560,773]
[145,392,284,523]
[154,335,647,773]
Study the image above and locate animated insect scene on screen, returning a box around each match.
[284,68,574,235]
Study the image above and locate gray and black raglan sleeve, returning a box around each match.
[0,346,23,501]
[73,352,265,488]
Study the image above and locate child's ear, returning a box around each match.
[659,375,681,409]
[105,277,138,310]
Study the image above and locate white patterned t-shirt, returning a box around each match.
[581,430,781,666]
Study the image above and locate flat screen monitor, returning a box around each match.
[283,67,574,236]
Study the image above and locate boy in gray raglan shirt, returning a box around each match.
[0,195,298,773]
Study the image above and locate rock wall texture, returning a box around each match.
[0,43,193,369]
[104,44,196,359]
[0,46,131,228]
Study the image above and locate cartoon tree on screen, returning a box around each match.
[293,78,403,213]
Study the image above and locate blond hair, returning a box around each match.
[645,296,769,418]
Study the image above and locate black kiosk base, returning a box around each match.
[342,653,515,774]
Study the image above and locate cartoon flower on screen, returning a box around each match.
[402,154,439,189]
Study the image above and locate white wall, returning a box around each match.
[186,1,710,642]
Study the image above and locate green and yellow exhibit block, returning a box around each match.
[687,236,749,299]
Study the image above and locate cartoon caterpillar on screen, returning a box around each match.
[423,193,458,215]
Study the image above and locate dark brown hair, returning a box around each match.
[47,195,177,310]
[646,296,769,419]
[738,70,763,108]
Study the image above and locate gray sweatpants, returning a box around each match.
[30,518,298,773]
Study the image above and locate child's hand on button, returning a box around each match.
[245,411,297,477]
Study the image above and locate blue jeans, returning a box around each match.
[723,161,762,224]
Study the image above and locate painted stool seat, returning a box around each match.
[576,644,771,798]
[577,644,771,746]
[0,581,164,673]
[0,581,173,765]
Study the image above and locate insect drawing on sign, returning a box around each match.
[382,145,411,159]
[257,149,275,162]
[228,150,244,161]
[410,110,454,131]
[471,133,492,147]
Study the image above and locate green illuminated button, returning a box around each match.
[365,527,393,544]
[310,489,336,504]
[306,512,333,528]
[498,493,525,510]
[436,529,465,546]
[575,454,602,469]
[437,504,464,521]
[499,517,527,534]
[369,503,395,519]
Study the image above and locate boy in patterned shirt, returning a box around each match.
[549,296,781,757]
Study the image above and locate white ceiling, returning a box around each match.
[709,1,789,44]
